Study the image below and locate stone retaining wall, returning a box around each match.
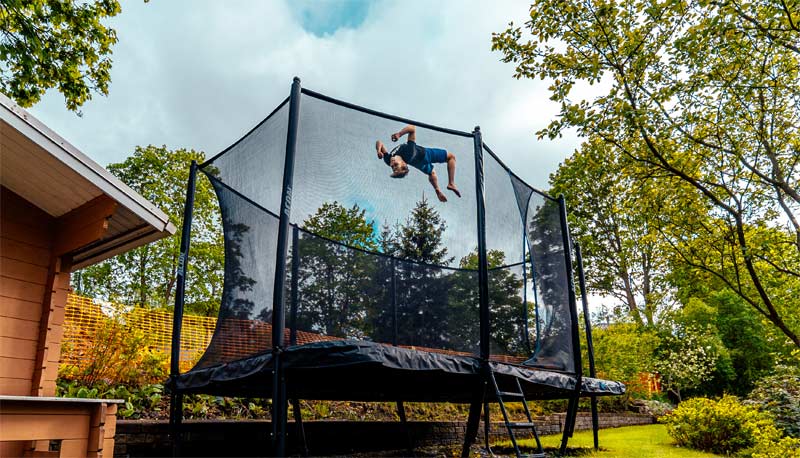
[114,413,655,457]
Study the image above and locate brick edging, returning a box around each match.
[114,412,656,457]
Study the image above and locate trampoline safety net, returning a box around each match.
[190,87,577,375]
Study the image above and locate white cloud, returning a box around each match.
[29,0,577,190]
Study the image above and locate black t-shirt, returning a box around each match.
[383,141,425,168]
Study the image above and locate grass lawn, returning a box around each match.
[494,424,720,457]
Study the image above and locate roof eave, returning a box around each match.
[0,93,175,236]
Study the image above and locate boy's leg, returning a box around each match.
[445,152,461,197]
[427,148,460,197]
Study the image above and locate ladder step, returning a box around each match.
[508,422,537,428]
[498,391,525,399]
[521,454,546,458]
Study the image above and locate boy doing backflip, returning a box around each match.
[375,125,461,202]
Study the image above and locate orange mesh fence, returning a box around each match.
[62,294,216,374]
[62,294,347,373]
[63,294,521,376]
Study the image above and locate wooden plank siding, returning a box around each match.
[0,397,119,457]
[30,256,71,397]
[1,186,118,396]
[0,187,54,396]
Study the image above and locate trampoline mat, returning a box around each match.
[174,340,625,402]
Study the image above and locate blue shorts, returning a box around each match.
[416,148,447,175]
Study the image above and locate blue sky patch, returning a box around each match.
[289,0,372,37]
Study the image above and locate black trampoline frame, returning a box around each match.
[168,77,609,457]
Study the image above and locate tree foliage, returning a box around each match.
[551,138,673,326]
[294,201,380,338]
[74,146,224,316]
[292,198,529,356]
[459,250,528,356]
[303,202,378,251]
[0,0,123,112]
[591,322,661,395]
[745,364,800,438]
[671,287,779,395]
[494,0,800,347]
[385,196,453,265]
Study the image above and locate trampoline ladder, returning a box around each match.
[488,368,545,458]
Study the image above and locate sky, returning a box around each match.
[28,0,580,191]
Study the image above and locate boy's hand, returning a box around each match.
[375,140,384,158]
[391,132,399,142]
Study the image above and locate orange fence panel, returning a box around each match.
[61,294,217,374]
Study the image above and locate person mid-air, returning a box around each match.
[375,124,461,202]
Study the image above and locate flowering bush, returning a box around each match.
[655,327,719,401]
[664,395,800,456]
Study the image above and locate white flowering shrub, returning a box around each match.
[655,327,718,401]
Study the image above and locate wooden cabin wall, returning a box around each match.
[0,186,69,396]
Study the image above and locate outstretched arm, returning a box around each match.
[391,124,416,143]
[429,170,447,202]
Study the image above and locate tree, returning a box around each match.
[493,0,800,347]
[74,146,224,316]
[303,202,377,250]
[386,197,458,348]
[0,0,123,112]
[293,201,379,338]
[670,281,782,395]
[459,250,527,356]
[393,196,453,265]
[551,138,674,327]
[590,322,661,397]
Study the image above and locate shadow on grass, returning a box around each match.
[490,445,600,456]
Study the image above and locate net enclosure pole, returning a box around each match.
[461,126,489,458]
[272,76,302,458]
[576,242,599,449]
[391,257,398,346]
[169,160,198,457]
[558,194,583,455]
[473,127,490,361]
[289,225,300,346]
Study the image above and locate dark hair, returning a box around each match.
[391,165,409,178]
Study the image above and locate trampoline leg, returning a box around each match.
[559,396,579,454]
[591,395,599,450]
[169,390,183,457]
[291,399,308,457]
[272,366,288,457]
[462,394,484,458]
[396,401,415,456]
[483,402,493,456]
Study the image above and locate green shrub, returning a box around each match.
[746,365,800,438]
[57,379,164,419]
[746,436,800,458]
[663,395,795,456]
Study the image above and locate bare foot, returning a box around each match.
[447,184,461,197]
[436,189,448,202]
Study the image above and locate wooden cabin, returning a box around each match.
[0,93,176,457]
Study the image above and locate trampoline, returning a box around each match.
[168,77,624,457]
